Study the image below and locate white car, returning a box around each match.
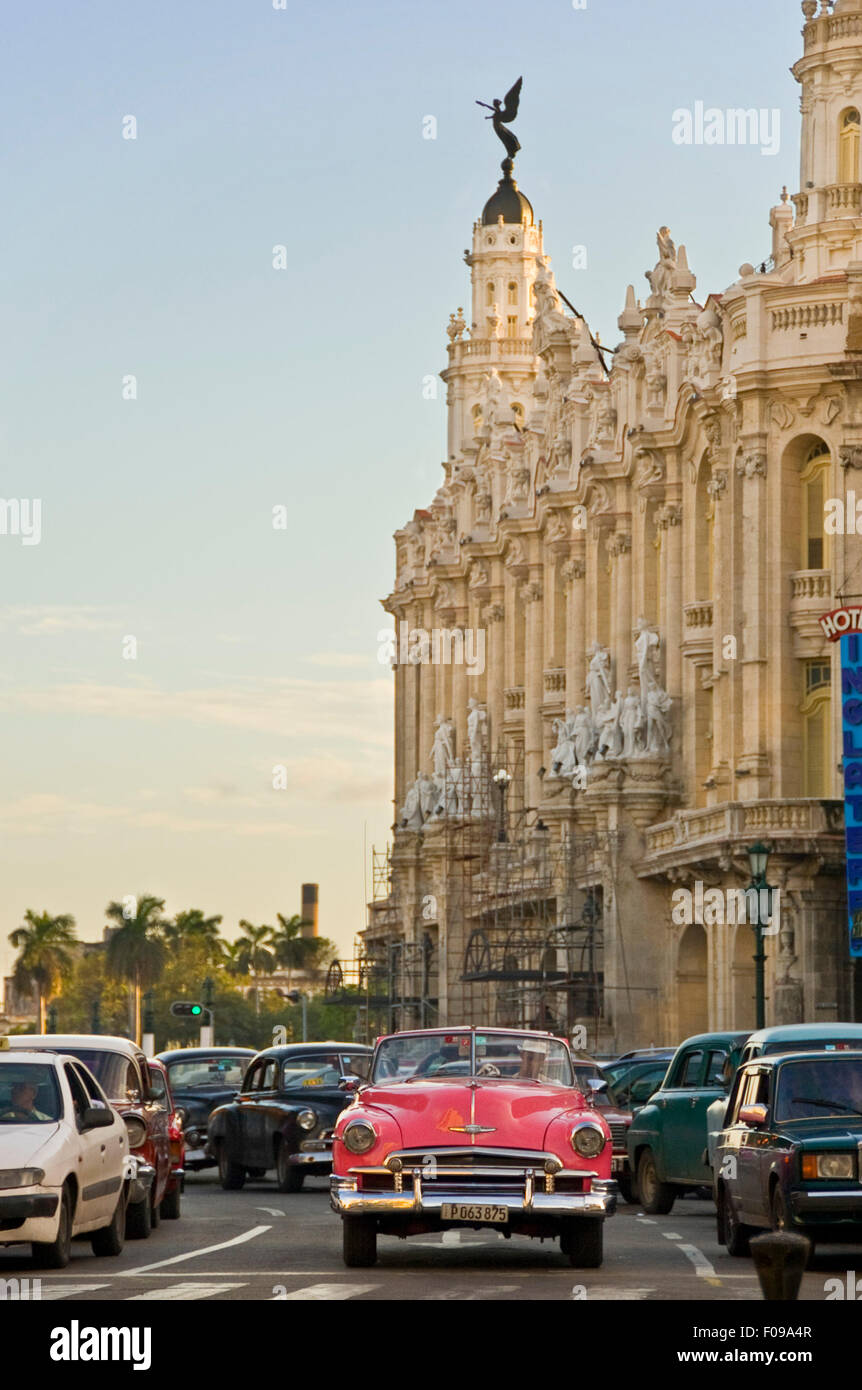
[0,1048,130,1268]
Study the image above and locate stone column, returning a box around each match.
[483,594,505,756]
[661,502,683,699]
[737,444,770,795]
[608,529,632,698]
[522,576,545,809]
[563,554,586,712]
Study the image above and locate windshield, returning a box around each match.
[372,1032,574,1086]
[0,1063,62,1123]
[167,1057,249,1089]
[775,1058,862,1121]
[281,1056,342,1088]
[57,1049,136,1101]
[764,1039,862,1055]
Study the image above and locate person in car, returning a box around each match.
[0,1080,51,1122]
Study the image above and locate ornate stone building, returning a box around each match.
[364,0,862,1049]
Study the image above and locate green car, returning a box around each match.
[626,1031,750,1214]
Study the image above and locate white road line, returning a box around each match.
[420,1285,520,1300]
[255,1207,285,1217]
[636,1216,657,1224]
[441,1230,462,1246]
[40,1284,109,1300]
[678,1243,717,1278]
[119,1224,271,1277]
[580,1288,655,1300]
[128,1282,247,1301]
[662,1232,682,1241]
[273,1283,377,1301]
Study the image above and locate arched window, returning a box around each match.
[801,444,831,569]
[472,403,483,435]
[802,659,832,796]
[508,281,518,306]
[486,281,496,306]
[507,315,518,338]
[840,108,860,184]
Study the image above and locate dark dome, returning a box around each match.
[482,172,534,227]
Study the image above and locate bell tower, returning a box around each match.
[789,0,862,277]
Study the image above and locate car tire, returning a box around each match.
[217,1141,246,1191]
[276,1143,305,1193]
[617,1174,636,1205]
[637,1148,676,1215]
[342,1215,377,1268]
[91,1191,126,1257]
[563,1217,603,1269]
[125,1194,152,1240]
[32,1186,72,1269]
[161,1183,181,1220]
[719,1185,752,1257]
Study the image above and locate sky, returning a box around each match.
[0,0,803,982]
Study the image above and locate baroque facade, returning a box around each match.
[365,0,862,1049]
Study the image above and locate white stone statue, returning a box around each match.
[400,774,424,830]
[587,643,612,720]
[572,706,596,766]
[550,712,578,779]
[645,226,677,301]
[467,698,489,761]
[646,687,673,756]
[635,618,661,703]
[620,687,645,759]
[596,690,623,760]
[532,258,574,348]
[430,715,455,779]
[482,370,504,433]
[418,772,440,821]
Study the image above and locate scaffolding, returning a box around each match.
[323,934,437,1042]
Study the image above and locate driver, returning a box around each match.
[0,1081,50,1121]
[517,1039,548,1080]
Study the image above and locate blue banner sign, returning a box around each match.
[822,609,862,958]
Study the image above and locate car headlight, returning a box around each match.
[296,1109,317,1132]
[802,1152,855,1181]
[571,1122,606,1158]
[0,1168,44,1188]
[342,1120,377,1154]
[123,1114,148,1148]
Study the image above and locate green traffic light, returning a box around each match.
[191,1004,202,1016]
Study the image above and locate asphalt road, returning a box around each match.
[1,1173,857,1301]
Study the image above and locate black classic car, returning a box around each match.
[207,1042,372,1191]
[156,1048,256,1171]
[715,1049,862,1259]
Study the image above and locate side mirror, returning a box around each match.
[83,1105,115,1129]
[586,1078,607,1106]
[738,1103,768,1128]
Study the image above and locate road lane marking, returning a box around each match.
[636,1217,657,1224]
[41,1284,109,1300]
[273,1283,377,1301]
[255,1207,285,1217]
[128,1282,247,1301]
[119,1224,271,1276]
[662,1232,682,1240]
[419,1285,519,1300]
[579,1287,655,1300]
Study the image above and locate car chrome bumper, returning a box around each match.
[790,1189,862,1219]
[126,1157,156,1206]
[330,1173,617,1219]
[290,1137,333,1168]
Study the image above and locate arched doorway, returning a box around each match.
[676,923,708,1038]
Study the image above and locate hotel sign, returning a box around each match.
[821,607,862,957]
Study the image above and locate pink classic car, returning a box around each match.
[330,1026,617,1268]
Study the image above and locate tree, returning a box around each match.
[235,920,276,1014]
[272,913,316,989]
[9,911,77,1032]
[164,908,224,963]
[104,894,167,1044]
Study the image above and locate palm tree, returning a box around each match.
[105,895,167,1044]
[236,920,276,1014]
[272,913,315,990]
[222,939,246,978]
[164,908,224,962]
[9,910,78,1031]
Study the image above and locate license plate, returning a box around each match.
[611,1156,626,1173]
[441,1203,509,1224]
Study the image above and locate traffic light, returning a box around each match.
[170,1001,204,1018]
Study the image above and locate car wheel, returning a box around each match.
[217,1141,246,1191]
[32,1186,72,1269]
[617,1174,636,1205]
[91,1191,126,1257]
[637,1148,676,1215]
[276,1142,305,1193]
[125,1194,152,1240]
[562,1217,603,1268]
[720,1185,752,1257]
[342,1215,377,1268]
[161,1183,181,1220]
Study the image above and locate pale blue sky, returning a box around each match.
[0,0,801,981]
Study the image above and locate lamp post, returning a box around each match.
[287,989,308,1042]
[493,767,512,843]
[747,842,771,1030]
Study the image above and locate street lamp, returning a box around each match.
[286,988,308,1042]
[746,841,771,1030]
[493,767,512,843]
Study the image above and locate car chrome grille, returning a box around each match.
[609,1122,629,1151]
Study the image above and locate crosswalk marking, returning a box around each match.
[273,1283,377,1301]
[128,1282,247,1301]
[420,1285,519,1300]
[41,1284,109,1300]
